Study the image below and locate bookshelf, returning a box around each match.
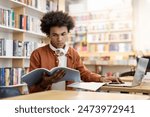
[66,3,136,74]
[0,0,61,86]
[68,6,135,67]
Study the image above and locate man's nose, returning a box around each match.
[57,35,63,41]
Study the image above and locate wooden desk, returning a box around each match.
[101,77,150,94]
[3,90,150,100]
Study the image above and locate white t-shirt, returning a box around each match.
[49,43,69,90]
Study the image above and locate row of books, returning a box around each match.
[15,14,41,33]
[83,59,134,66]
[0,67,29,86]
[87,32,132,42]
[14,0,57,12]
[46,0,57,12]
[72,10,132,22]
[72,32,132,43]
[75,43,132,53]
[0,38,44,57]
[72,21,132,33]
[0,6,42,34]
[109,32,132,41]
[109,43,132,52]
[0,7,15,27]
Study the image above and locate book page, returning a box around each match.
[21,67,81,86]
[67,82,106,91]
[50,67,81,82]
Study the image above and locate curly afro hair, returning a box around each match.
[40,11,75,36]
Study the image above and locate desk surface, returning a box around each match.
[101,77,150,94]
[3,90,150,100]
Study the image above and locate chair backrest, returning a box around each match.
[120,56,150,77]
[119,71,135,77]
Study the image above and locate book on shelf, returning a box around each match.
[19,0,58,11]
[118,43,132,52]
[16,14,41,33]
[46,0,57,12]
[13,40,23,56]
[0,67,28,86]
[0,38,43,57]
[89,44,97,52]
[0,7,15,27]
[119,32,131,40]
[23,41,43,57]
[109,43,132,52]
[87,34,101,43]
[97,44,105,52]
[0,38,13,56]
[109,43,119,52]
[109,33,119,40]
[21,67,81,86]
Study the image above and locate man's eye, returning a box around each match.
[62,33,66,36]
[51,34,58,38]
[52,34,57,36]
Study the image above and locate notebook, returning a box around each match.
[107,57,149,87]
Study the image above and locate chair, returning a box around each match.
[119,56,150,77]
[119,71,135,77]
[142,56,150,72]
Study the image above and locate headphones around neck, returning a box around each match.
[55,48,65,56]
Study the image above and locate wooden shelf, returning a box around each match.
[0,56,30,59]
[9,0,46,14]
[0,25,45,38]
[75,18,132,24]
[79,52,135,57]
[71,29,132,35]
[87,40,132,44]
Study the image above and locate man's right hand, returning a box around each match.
[39,69,66,89]
[102,76,124,84]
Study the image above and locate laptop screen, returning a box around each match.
[132,58,149,86]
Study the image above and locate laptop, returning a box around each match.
[107,57,149,87]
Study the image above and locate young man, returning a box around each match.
[29,11,121,93]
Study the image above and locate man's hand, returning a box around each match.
[102,76,124,84]
[39,70,66,89]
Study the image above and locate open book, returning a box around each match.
[21,67,81,86]
[67,82,106,91]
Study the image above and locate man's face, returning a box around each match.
[49,26,68,48]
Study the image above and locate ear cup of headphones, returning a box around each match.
[55,48,65,56]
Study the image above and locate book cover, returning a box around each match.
[21,67,81,86]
